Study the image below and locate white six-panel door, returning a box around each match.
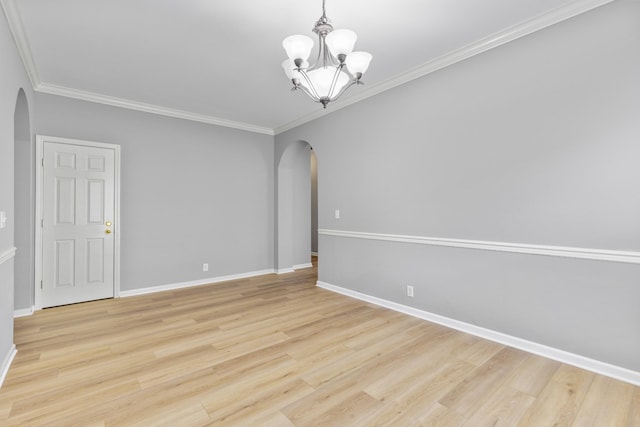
[41,140,116,307]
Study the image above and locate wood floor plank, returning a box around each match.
[504,353,561,397]
[461,385,535,426]
[1,257,638,426]
[361,359,476,426]
[205,379,315,426]
[573,374,634,426]
[438,346,529,417]
[518,364,595,426]
[628,387,640,427]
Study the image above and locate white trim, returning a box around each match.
[14,306,34,318]
[2,0,612,136]
[0,345,17,389]
[293,263,313,270]
[36,83,274,136]
[34,137,42,309]
[0,247,17,265]
[318,229,640,265]
[0,0,39,87]
[317,281,640,386]
[274,0,615,134]
[35,135,122,309]
[276,268,295,275]
[120,268,275,297]
[0,0,272,136]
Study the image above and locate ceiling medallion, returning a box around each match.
[281,0,372,108]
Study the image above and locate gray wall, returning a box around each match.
[27,93,274,300]
[276,0,640,371]
[0,5,34,377]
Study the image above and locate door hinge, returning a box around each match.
[41,158,44,167]
[41,219,44,227]
[40,280,43,289]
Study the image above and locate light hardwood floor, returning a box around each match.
[1,258,638,426]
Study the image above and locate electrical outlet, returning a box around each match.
[203,263,209,272]
[407,285,414,298]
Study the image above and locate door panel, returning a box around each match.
[42,141,115,307]
[54,239,75,287]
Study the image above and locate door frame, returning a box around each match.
[34,135,121,310]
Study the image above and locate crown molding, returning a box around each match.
[273,0,616,135]
[35,83,274,135]
[0,0,39,87]
[2,0,614,136]
[0,0,273,136]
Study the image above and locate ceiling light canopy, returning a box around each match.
[282,0,372,108]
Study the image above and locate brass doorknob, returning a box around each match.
[105,229,112,234]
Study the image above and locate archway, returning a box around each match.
[276,140,316,273]
[13,89,33,315]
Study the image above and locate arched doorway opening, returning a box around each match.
[13,89,33,315]
[276,140,317,274]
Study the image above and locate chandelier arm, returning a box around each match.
[296,84,322,103]
[297,69,322,101]
[329,79,358,102]
[341,67,356,81]
[327,65,343,99]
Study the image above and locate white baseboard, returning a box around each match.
[293,263,313,270]
[120,268,275,298]
[0,345,17,389]
[317,281,640,387]
[277,263,313,274]
[14,306,34,318]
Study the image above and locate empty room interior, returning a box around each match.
[1,0,639,425]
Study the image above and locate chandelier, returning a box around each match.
[281,0,372,108]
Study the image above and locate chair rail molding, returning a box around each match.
[318,229,640,264]
[0,247,17,265]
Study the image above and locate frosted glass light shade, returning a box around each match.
[281,59,299,80]
[283,35,314,62]
[345,51,372,76]
[300,68,350,99]
[325,29,357,58]
[281,59,309,80]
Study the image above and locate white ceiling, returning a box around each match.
[2,0,611,134]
